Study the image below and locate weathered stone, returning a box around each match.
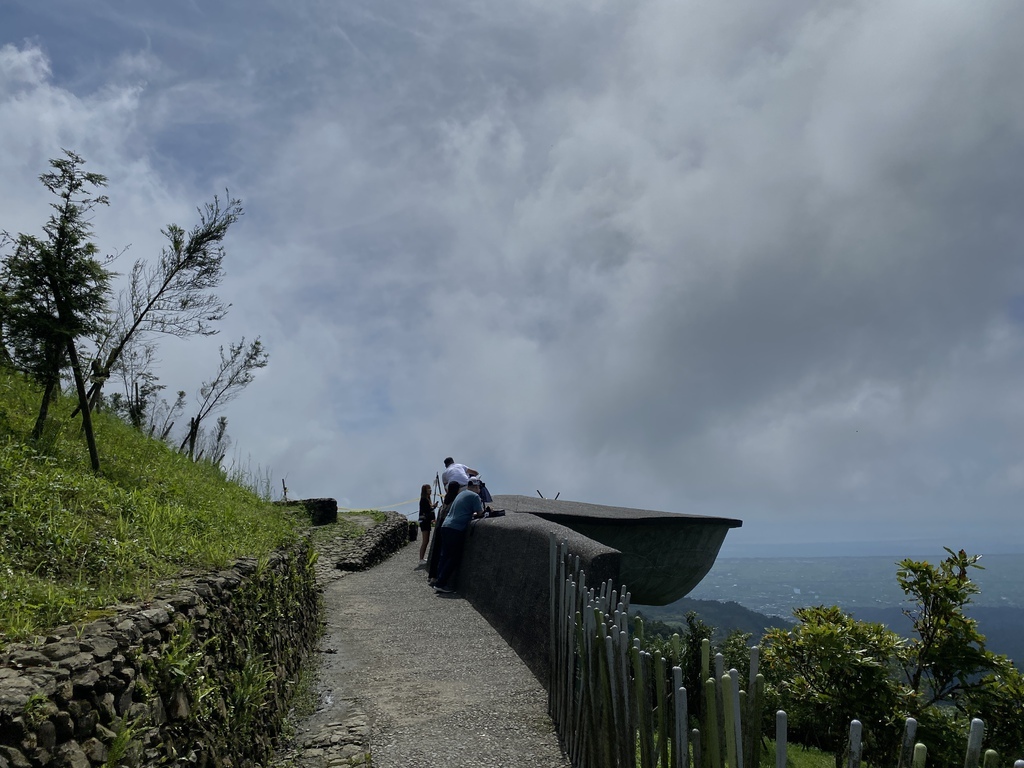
[93,724,116,742]
[115,682,135,716]
[52,712,74,741]
[71,669,100,696]
[34,721,57,750]
[0,746,31,768]
[96,693,116,724]
[167,687,190,721]
[77,636,117,661]
[139,608,170,627]
[150,694,167,726]
[72,709,97,740]
[80,737,107,764]
[40,643,79,663]
[54,741,90,768]
[8,651,50,669]
[61,654,95,674]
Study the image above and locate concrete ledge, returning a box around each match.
[458,512,621,683]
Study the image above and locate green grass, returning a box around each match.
[0,367,306,644]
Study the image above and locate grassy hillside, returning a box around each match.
[0,367,302,645]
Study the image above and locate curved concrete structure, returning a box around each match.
[491,495,742,606]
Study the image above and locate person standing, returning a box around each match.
[428,481,461,584]
[433,476,484,594]
[417,483,437,564]
[441,457,478,489]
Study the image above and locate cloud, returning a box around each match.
[2,1,1024,555]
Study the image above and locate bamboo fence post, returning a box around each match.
[983,750,999,768]
[571,609,586,767]
[704,678,721,768]
[604,633,622,768]
[775,711,787,768]
[964,719,984,768]
[898,718,918,768]
[673,666,688,768]
[633,646,653,768]
[745,648,760,768]
[1013,761,1024,768]
[847,720,862,768]
[692,729,703,768]
[563,577,576,745]
[549,533,557,714]
[620,629,633,767]
[643,651,657,768]
[747,675,764,768]
[912,744,927,768]
[729,669,744,768]
[721,674,737,768]
[714,654,726,763]
[657,652,670,768]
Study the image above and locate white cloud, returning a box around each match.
[3,1,1024,555]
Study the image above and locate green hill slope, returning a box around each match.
[0,367,301,644]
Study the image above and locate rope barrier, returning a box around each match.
[337,496,419,512]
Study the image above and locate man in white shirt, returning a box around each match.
[441,457,478,489]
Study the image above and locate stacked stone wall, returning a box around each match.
[0,542,319,768]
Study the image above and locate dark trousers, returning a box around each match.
[427,506,450,580]
[435,526,467,589]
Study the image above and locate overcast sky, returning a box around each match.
[2,1,1023,557]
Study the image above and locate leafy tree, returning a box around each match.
[761,549,1018,767]
[180,337,268,459]
[762,606,910,766]
[896,549,1003,706]
[0,151,111,469]
[86,195,241,412]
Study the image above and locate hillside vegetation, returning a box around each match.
[0,367,300,644]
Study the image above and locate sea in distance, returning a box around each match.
[669,552,1024,665]
[685,553,1024,618]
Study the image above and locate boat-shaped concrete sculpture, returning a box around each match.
[490,495,742,605]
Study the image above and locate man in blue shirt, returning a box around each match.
[433,476,484,593]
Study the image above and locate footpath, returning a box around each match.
[274,525,571,768]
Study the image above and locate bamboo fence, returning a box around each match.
[547,534,1023,768]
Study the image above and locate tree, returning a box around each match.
[897,548,1003,706]
[105,339,164,429]
[179,337,268,459]
[85,195,241,412]
[0,151,111,469]
[762,606,911,766]
[761,549,1018,767]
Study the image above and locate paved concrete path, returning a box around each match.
[282,540,570,768]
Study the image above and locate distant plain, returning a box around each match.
[640,553,1024,665]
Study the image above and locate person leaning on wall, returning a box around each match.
[441,457,478,489]
[427,481,461,584]
[432,476,484,594]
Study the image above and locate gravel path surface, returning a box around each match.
[278,539,570,768]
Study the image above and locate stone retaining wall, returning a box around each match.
[457,512,621,682]
[0,543,321,768]
[0,508,414,768]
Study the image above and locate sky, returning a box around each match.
[1,1,1023,557]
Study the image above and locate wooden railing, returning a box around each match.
[548,535,1024,768]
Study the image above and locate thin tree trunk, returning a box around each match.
[31,377,57,441]
[66,340,100,472]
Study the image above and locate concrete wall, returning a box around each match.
[457,512,621,683]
